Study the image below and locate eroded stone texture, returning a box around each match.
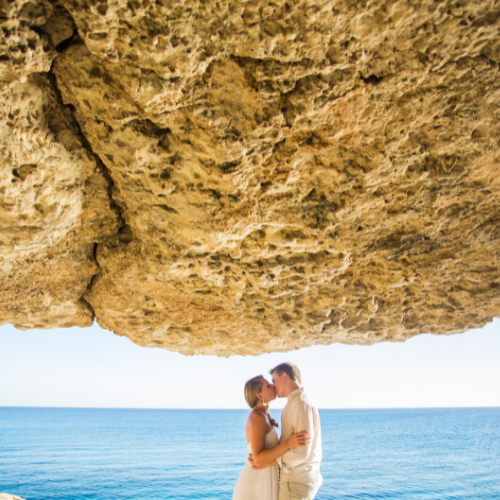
[1,0,500,354]
[0,69,119,328]
[0,0,59,92]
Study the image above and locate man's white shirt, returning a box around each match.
[277,387,322,492]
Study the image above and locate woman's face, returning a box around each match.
[258,377,276,404]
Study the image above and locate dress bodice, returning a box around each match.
[246,427,279,453]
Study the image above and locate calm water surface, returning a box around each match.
[1,407,499,499]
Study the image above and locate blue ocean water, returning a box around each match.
[0,407,499,500]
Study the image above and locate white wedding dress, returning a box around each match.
[232,428,279,500]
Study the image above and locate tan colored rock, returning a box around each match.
[0,71,120,328]
[0,494,26,500]
[0,0,56,92]
[1,0,499,354]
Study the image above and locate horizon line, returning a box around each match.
[1,405,499,410]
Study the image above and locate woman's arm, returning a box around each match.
[249,413,309,468]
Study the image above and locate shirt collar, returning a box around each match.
[287,386,304,402]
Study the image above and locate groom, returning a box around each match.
[271,362,322,500]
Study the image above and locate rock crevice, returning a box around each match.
[0,0,121,328]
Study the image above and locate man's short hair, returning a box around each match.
[269,362,301,384]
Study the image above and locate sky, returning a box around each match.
[1,319,499,409]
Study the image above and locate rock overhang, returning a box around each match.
[1,0,499,355]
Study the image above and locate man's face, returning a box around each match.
[271,371,286,398]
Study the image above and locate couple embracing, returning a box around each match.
[233,362,322,500]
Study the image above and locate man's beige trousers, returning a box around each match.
[279,482,316,500]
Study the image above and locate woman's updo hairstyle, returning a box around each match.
[244,375,263,408]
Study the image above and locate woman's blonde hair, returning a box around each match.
[244,375,264,408]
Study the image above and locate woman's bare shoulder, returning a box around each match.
[247,410,267,427]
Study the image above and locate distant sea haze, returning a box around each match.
[1,407,499,500]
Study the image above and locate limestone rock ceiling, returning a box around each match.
[1,0,499,355]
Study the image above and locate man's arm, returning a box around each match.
[277,401,315,473]
[248,455,278,470]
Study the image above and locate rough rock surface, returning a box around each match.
[1,0,499,355]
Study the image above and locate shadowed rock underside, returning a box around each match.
[1,0,499,355]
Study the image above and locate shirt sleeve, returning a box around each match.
[276,412,284,469]
[278,400,315,473]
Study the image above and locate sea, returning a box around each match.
[0,407,499,500]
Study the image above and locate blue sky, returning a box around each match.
[1,319,499,409]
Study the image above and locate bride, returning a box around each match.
[232,375,310,500]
